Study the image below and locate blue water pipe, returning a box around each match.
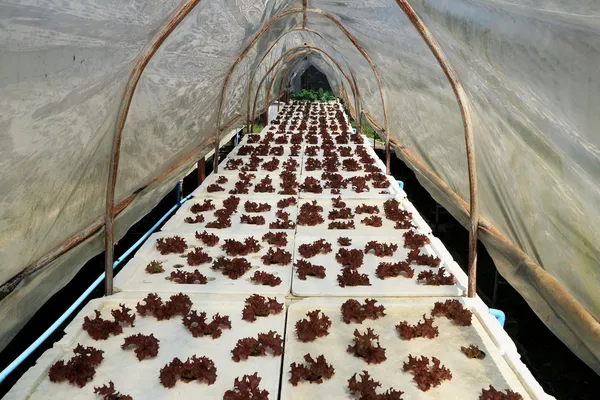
[396,180,404,190]
[489,308,506,328]
[0,190,194,385]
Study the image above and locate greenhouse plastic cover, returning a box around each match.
[0,0,599,373]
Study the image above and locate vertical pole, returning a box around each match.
[385,130,391,175]
[263,109,269,128]
[176,180,181,205]
[213,130,221,173]
[198,158,206,185]
[104,218,114,296]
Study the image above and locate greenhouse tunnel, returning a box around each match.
[1,0,599,388]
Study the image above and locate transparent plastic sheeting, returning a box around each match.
[0,0,598,373]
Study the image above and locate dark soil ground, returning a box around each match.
[0,136,596,398]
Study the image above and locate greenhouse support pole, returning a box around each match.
[213,129,221,172]
[394,0,479,297]
[197,159,206,185]
[385,130,391,174]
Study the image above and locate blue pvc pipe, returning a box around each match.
[396,180,405,190]
[489,308,506,328]
[0,191,194,385]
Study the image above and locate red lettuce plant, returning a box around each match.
[222,195,241,211]
[251,271,282,287]
[222,237,261,256]
[345,176,370,193]
[277,197,297,208]
[376,261,414,279]
[48,344,104,387]
[261,158,280,171]
[216,175,229,184]
[93,381,132,400]
[230,180,251,194]
[226,158,244,170]
[341,299,386,324]
[187,248,212,265]
[300,176,323,193]
[431,300,473,326]
[328,220,355,230]
[254,176,275,193]
[335,248,364,269]
[396,315,439,340]
[347,371,404,400]
[347,328,387,364]
[417,268,456,285]
[261,248,292,265]
[195,230,219,246]
[83,310,123,340]
[342,158,362,171]
[361,215,383,227]
[261,231,288,246]
[331,196,346,208]
[136,293,192,321]
[337,267,370,287]
[403,230,430,250]
[242,294,284,322]
[461,344,486,359]
[159,356,217,388]
[240,214,266,225]
[355,204,379,214]
[298,239,332,258]
[297,201,324,226]
[121,333,159,361]
[328,207,354,220]
[295,260,326,280]
[224,373,269,400]
[156,236,187,255]
[305,157,322,171]
[244,201,271,212]
[364,241,398,257]
[479,386,523,400]
[145,260,164,274]
[167,269,208,284]
[190,200,215,214]
[182,311,231,338]
[184,214,205,224]
[205,215,231,229]
[295,310,331,343]
[206,184,225,192]
[211,257,252,279]
[289,354,335,386]
[407,248,441,267]
[403,354,452,391]
[269,209,296,229]
[337,237,352,246]
[231,331,283,362]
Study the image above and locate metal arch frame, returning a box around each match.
[269,55,361,129]
[103,0,202,295]
[394,0,479,297]
[214,7,390,170]
[246,27,326,130]
[249,45,360,136]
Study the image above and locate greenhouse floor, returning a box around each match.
[3,103,557,399]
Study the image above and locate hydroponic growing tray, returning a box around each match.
[114,231,294,295]
[228,144,301,158]
[295,197,421,236]
[291,235,467,297]
[281,297,538,399]
[192,172,299,197]
[218,155,302,173]
[161,194,298,234]
[6,292,286,400]
[300,155,386,175]
[299,172,402,199]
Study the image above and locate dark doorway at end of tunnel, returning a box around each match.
[375,148,597,400]
[300,65,331,92]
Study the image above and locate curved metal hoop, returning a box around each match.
[249,45,360,135]
[214,8,390,169]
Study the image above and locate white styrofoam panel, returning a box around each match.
[191,172,299,197]
[291,235,466,297]
[228,144,301,158]
[117,232,294,295]
[6,292,286,400]
[161,194,298,234]
[295,197,430,236]
[300,155,386,175]
[281,297,532,400]
[299,172,399,199]
[218,155,302,174]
